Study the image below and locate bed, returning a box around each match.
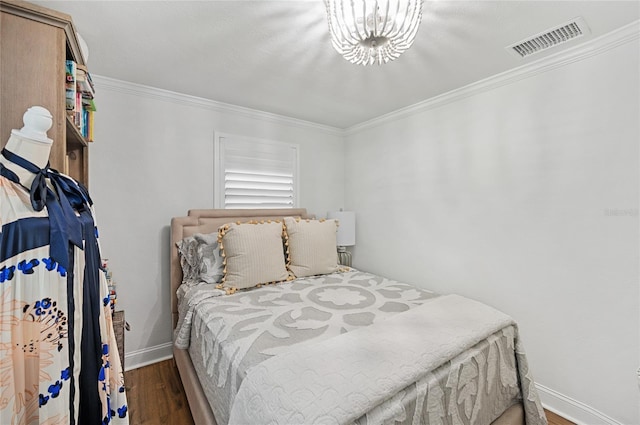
[170,208,547,425]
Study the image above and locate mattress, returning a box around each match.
[176,270,545,425]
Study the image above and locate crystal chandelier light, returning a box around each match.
[325,0,423,66]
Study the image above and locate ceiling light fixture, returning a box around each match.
[325,0,423,66]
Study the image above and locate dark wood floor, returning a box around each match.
[124,358,194,424]
[125,359,575,425]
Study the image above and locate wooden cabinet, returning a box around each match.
[0,0,91,185]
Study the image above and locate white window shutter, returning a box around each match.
[215,134,299,209]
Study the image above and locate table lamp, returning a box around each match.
[327,210,355,267]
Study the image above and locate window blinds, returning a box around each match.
[218,136,298,209]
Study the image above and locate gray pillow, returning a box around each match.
[176,236,200,285]
[193,232,225,284]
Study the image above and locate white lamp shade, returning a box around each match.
[327,211,356,246]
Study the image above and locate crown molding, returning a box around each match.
[92,75,344,137]
[345,20,640,136]
[92,19,638,138]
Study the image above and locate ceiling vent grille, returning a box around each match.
[507,17,590,58]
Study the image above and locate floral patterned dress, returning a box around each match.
[0,151,128,425]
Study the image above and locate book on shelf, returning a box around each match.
[65,60,76,112]
[64,60,97,141]
[81,110,95,141]
[82,97,96,112]
[75,91,82,128]
[76,64,95,99]
[87,110,95,141]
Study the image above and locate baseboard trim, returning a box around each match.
[124,342,173,372]
[536,383,623,425]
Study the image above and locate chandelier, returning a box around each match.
[325,0,423,66]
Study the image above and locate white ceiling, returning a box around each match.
[35,1,639,129]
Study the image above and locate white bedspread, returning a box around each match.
[229,294,541,425]
[174,283,224,349]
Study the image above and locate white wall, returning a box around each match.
[88,26,638,424]
[344,34,639,424]
[89,79,345,368]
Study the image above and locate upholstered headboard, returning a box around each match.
[170,208,312,329]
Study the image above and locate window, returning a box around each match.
[214,133,299,209]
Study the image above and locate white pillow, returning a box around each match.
[284,217,339,278]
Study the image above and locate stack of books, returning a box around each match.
[65,60,96,141]
[101,258,118,312]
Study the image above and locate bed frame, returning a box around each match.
[170,208,526,425]
[171,209,313,424]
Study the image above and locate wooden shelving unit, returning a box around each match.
[0,0,93,186]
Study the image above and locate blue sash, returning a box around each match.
[0,148,92,269]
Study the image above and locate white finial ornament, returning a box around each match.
[13,106,53,144]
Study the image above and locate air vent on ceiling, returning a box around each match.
[506,17,591,58]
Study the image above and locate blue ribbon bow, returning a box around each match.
[1,148,91,269]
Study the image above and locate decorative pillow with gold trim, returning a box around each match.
[217,220,291,293]
[284,217,339,278]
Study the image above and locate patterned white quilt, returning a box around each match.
[175,270,546,425]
